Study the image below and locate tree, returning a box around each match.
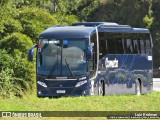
[143,0,154,28]
[18,7,58,43]
[53,13,78,25]
[0,0,18,39]
[53,0,100,21]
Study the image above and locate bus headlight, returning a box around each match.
[37,81,47,88]
[75,80,87,87]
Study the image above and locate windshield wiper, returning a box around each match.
[49,46,60,78]
[49,60,59,78]
[65,59,74,76]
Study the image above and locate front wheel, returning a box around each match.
[99,81,105,96]
[135,80,141,96]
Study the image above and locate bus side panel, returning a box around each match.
[95,54,153,95]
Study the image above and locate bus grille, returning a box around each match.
[45,80,76,87]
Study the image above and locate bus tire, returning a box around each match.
[99,81,105,96]
[135,79,141,96]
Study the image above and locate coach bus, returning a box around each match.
[28,22,153,97]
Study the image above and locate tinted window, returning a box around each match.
[99,33,151,55]
[89,33,98,77]
[99,39,107,59]
[133,40,140,54]
[146,39,152,55]
[140,40,145,54]
[115,39,124,54]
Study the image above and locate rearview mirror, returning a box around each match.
[28,44,37,62]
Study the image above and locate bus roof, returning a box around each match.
[131,28,150,33]
[73,22,150,34]
[72,22,118,26]
[40,26,96,39]
[97,24,150,33]
[40,22,150,39]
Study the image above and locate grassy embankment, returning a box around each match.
[0,91,160,120]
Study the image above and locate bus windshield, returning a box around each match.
[37,39,87,76]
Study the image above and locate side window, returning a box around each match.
[99,39,107,59]
[146,39,152,55]
[115,39,124,54]
[99,33,151,55]
[123,33,146,54]
[140,40,145,54]
[133,40,139,54]
[105,33,125,54]
[107,39,116,54]
[106,39,125,54]
[126,39,134,53]
[125,39,140,54]
[89,33,98,77]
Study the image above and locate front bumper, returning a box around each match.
[37,84,90,97]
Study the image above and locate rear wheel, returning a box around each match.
[99,81,105,96]
[135,80,141,96]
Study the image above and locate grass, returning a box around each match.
[0,91,160,120]
[0,91,160,111]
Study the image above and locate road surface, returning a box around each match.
[153,78,160,92]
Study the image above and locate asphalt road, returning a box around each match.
[153,78,160,91]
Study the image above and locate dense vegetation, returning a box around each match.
[0,0,99,98]
[0,0,160,98]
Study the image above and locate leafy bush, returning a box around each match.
[0,50,13,69]
[1,18,23,38]
[12,54,35,90]
[0,67,26,98]
[0,49,35,98]
[0,32,33,57]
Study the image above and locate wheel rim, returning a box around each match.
[99,83,103,95]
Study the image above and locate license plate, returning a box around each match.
[56,90,65,93]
